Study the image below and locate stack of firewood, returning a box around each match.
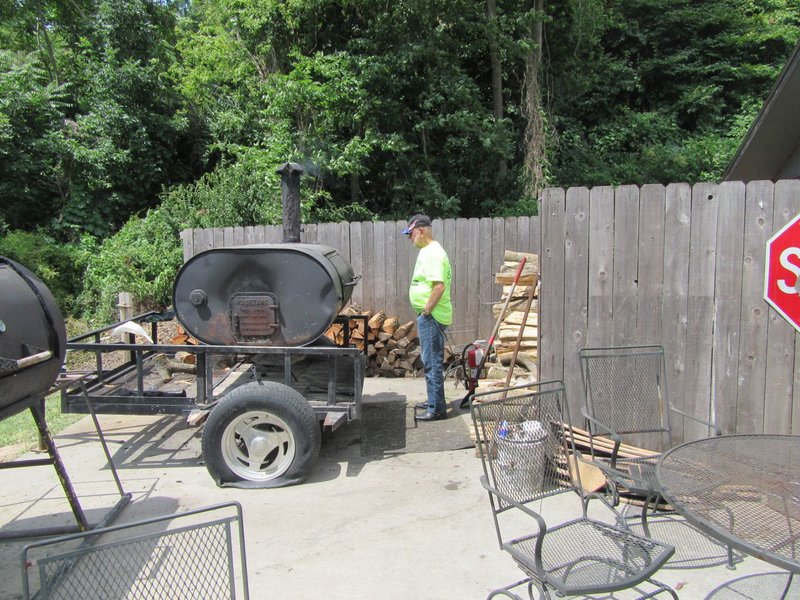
[325,307,421,377]
[323,309,369,352]
[325,248,540,380]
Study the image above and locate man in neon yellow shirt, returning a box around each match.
[403,214,452,421]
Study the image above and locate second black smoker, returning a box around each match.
[172,163,359,348]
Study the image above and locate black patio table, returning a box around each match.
[655,434,800,578]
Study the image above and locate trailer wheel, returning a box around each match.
[202,381,321,487]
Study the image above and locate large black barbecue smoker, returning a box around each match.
[61,163,366,488]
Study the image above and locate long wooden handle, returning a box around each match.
[503,282,537,388]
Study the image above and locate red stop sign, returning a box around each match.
[765,212,800,333]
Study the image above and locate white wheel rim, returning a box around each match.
[220,410,296,481]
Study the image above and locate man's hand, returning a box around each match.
[424,281,445,316]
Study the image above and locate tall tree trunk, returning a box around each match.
[487,0,507,177]
[36,3,61,85]
[523,0,547,200]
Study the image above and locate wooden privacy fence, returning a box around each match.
[540,180,800,442]
[181,179,799,440]
[180,216,540,349]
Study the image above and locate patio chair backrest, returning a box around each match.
[22,502,249,600]
[580,345,671,444]
[472,380,579,508]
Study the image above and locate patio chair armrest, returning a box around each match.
[479,475,548,532]
[582,455,653,492]
[480,474,550,571]
[668,403,721,436]
[580,409,624,467]
[570,451,627,526]
[582,490,629,528]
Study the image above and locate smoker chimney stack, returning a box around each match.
[277,162,303,243]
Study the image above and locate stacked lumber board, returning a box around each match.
[484,250,540,383]
[561,424,656,459]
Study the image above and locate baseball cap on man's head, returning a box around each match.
[402,214,432,235]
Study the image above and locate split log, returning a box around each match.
[381,316,400,335]
[368,311,386,330]
[393,320,415,340]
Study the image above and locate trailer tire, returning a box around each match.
[202,381,321,488]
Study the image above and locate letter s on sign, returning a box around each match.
[778,247,800,294]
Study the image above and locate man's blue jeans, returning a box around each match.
[417,313,447,415]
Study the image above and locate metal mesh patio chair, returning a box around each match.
[22,502,249,600]
[579,345,720,533]
[471,380,677,600]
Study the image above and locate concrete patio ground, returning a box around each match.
[0,377,791,599]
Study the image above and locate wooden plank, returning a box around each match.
[212,227,224,250]
[563,187,589,414]
[504,216,518,255]
[478,217,494,341]
[712,182,746,435]
[253,225,266,244]
[517,216,531,256]
[587,186,614,348]
[454,218,471,345]
[529,216,541,256]
[303,223,317,244]
[683,183,718,441]
[395,220,413,324]
[349,221,364,310]
[337,221,350,263]
[636,184,665,345]
[662,183,692,444]
[540,187,566,381]
[384,220,398,317]
[361,221,375,314]
[373,220,387,314]
[223,226,235,247]
[763,180,800,434]
[243,225,255,245]
[611,185,640,345]
[316,222,334,248]
[442,218,457,326]
[180,229,193,262]
[491,218,506,332]
[233,226,245,246]
[736,180,774,433]
[197,228,214,254]
[466,218,482,341]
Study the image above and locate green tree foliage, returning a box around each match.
[3,0,800,322]
[0,230,93,315]
[79,209,184,323]
[1,0,201,239]
[546,0,800,186]
[173,0,523,219]
[0,51,68,231]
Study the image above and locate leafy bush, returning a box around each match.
[78,145,376,325]
[0,230,93,316]
[79,209,183,324]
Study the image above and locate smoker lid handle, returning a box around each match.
[0,350,53,373]
[344,275,362,288]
